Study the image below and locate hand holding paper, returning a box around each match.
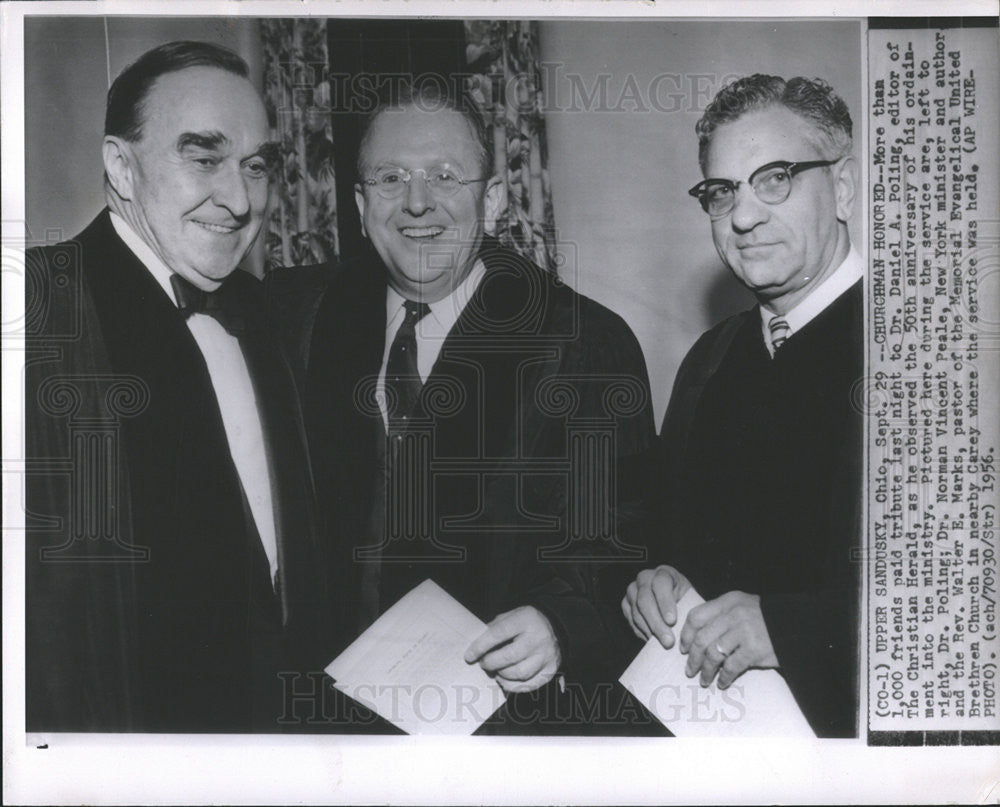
[464,606,561,693]
[325,580,506,735]
[619,587,814,737]
[621,564,691,649]
[680,590,778,688]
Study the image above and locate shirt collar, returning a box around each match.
[109,211,181,306]
[385,258,488,333]
[760,246,864,351]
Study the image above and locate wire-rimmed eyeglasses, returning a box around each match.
[361,165,487,199]
[688,159,840,218]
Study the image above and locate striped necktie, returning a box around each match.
[768,315,791,354]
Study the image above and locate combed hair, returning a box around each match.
[696,74,853,172]
[105,40,249,141]
[355,79,494,180]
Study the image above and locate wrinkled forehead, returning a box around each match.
[704,106,826,178]
[358,105,484,173]
[142,66,268,142]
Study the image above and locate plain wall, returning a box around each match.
[538,19,863,422]
[25,16,262,244]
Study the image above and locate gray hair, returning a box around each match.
[696,74,853,172]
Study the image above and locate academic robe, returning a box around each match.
[25,210,333,733]
[655,280,863,737]
[269,238,663,734]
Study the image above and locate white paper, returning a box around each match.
[619,588,815,737]
[324,579,506,735]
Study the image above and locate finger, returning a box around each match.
[493,655,544,683]
[684,622,725,685]
[630,606,653,642]
[625,580,638,610]
[698,629,741,687]
[697,642,729,687]
[625,589,655,640]
[651,567,680,627]
[717,647,751,690]
[497,669,551,694]
[683,614,731,679]
[477,635,531,673]
[679,597,727,653]
[622,586,650,640]
[464,613,521,663]
[636,577,676,648]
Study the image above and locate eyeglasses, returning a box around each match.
[361,165,487,199]
[688,159,839,218]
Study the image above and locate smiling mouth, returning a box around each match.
[400,226,446,239]
[192,220,241,235]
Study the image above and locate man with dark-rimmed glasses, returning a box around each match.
[622,74,863,737]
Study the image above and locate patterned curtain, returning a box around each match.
[465,21,557,273]
[260,19,556,273]
[261,19,338,270]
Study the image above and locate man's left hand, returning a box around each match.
[464,606,561,693]
[679,591,778,688]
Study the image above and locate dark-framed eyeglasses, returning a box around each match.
[688,158,840,218]
[361,164,487,199]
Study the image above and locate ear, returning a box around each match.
[482,176,505,237]
[833,155,858,223]
[354,183,368,238]
[102,136,136,201]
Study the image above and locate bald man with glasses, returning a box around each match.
[622,75,863,737]
[271,81,660,733]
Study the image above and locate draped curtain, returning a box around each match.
[464,21,557,273]
[261,19,556,273]
[261,19,338,270]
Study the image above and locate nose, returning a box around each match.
[728,183,769,233]
[213,163,252,219]
[402,172,435,216]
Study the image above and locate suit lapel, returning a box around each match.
[80,212,234,522]
[305,256,387,636]
[228,277,322,632]
[85,213,326,644]
[418,243,560,612]
[309,254,387,414]
[430,240,553,460]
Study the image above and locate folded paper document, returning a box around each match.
[325,579,506,735]
[619,588,815,737]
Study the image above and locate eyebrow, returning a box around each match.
[705,159,800,184]
[176,133,280,169]
[176,131,229,152]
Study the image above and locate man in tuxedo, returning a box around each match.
[26,41,331,732]
[273,82,659,732]
[622,75,863,737]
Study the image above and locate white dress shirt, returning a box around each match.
[376,259,488,430]
[760,247,864,357]
[110,212,279,584]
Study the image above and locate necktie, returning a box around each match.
[768,315,791,354]
[171,273,249,336]
[386,300,431,433]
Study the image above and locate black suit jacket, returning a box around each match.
[271,239,657,708]
[25,211,332,732]
[655,280,863,737]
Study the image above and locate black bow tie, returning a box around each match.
[170,274,249,336]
